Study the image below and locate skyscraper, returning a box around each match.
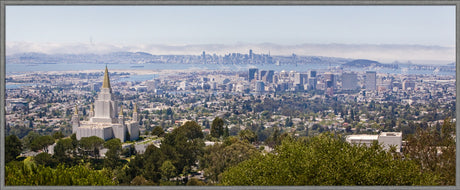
[202,51,206,64]
[308,78,317,90]
[249,68,259,82]
[324,73,336,89]
[403,80,416,90]
[255,81,265,93]
[294,73,304,85]
[260,70,268,80]
[310,70,317,78]
[265,70,275,83]
[365,71,377,91]
[342,72,358,90]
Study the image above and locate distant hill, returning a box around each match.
[343,59,399,69]
[343,59,381,67]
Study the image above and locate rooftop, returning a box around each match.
[380,132,402,137]
[346,134,378,141]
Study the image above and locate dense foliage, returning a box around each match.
[5,135,23,163]
[5,117,455,186]
[5,162,116,185]
[200,137,260,183]
[221,133,438,186]
[114,121,205,185]
[404,117,456,185]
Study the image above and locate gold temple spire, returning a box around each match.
[133,103,137,113]
[102,65,111,89]
[74,105,78,115]
[119,105,123,116]
[90,104,94,112]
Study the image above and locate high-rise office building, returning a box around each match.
[202,51,206,64]
[324,73,336,89]
[342,72,358,90]
[308,78,317,90]
[255,81,265,93]
[294,73,303,85]
[365,71,377,91]
[403,80,416,90]
[249,68,259,82]
[265,70,274,83]
[310,70,317,78]
[260,70,267,80]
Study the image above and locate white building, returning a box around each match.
[378,132,403,152]
[346,132,402,152]
[73,66,139,142]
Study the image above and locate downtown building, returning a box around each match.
[365,71,377,91]
[342,72,358,90]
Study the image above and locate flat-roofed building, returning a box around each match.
[346,132,402,152]
[378,132,402,152]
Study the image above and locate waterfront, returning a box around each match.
[6,62,455,76]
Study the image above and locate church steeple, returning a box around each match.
[74,105,78,115]
[118,105,124,125]
[102,65,111,89]
[89,104,94,117]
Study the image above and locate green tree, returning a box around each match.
[238,129,257,143]
[162,121,204,176]
[5,162,116,185]
[160,160,177,181]
[152,126,165,137]
[53,138,74,163]
[52,131,65,140]
[30,135,55,153]
[131,175,156,185]
[70,133,79,158]
[142,144,165,183]
[23,131,39,150]
[186,178,205,186]
[221,133,437,186]
[404,117,456,185]
[104,138,122,169]
[265,127,282,148]
[201,137,260,183]
[79,136,104,158]
[34,152,57,167]
[211,117,224,138]
[122,145,137,157]
[5,135,23,163]
[223,126,229,138]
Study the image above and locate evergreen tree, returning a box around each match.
[104,138,122,169]
[5,135,22,163]
[211,117,224,138]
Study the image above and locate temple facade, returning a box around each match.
[72,66,139,142]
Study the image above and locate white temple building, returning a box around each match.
[72,66,139,142]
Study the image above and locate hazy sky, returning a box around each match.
[6,6,455,46]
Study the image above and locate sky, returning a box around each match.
[6,5,455,46]
[4,6,456,64]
